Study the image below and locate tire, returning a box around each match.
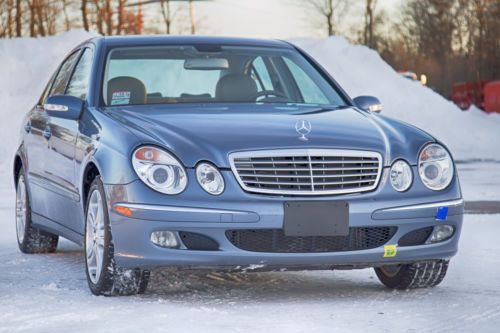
[374,260,449,290]
[84,176,150,296]
[16,167,58,254]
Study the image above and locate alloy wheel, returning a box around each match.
[15,175,27,244]
[86,189,106,284]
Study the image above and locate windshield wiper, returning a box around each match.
[292,105,350,115]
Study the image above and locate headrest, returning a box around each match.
[107,76,146,105]
[215,74,257,102]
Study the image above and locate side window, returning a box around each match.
[250,57,274,91]
[38,72,57,105]
[66,48,94,99]
[283,57,329,104]
[49,51,80,97]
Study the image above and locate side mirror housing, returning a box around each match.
[353,95,382,113]
[44,95,83,120]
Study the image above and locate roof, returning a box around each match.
[90,35,294,49]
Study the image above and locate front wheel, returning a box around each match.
[374,260,449,290]
[84,176,149,296]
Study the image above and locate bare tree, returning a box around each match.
[159,0,173,34]
[188,0,195,34]
[117,0,126,34]
[297,0,348,36]
[15,0,22,36]
[81,0,89,31]
[363,0,376,48]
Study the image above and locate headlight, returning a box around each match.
[418,143,454,191]
[132,146,187,194]
[390,160,413,192]
[196,162,224,195]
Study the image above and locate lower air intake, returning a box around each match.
[226,227,396,253]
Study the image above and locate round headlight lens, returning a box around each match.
[132,146,187,195]
[390,160,413,192]
[418,143,454,191]
[196,162,224,195]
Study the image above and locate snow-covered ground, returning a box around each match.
[0,170,499,332]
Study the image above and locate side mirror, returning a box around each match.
[353,95,382,113]
[44,95,83,120]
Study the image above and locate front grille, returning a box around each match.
[226,227,396,253]
[229,149,382,195]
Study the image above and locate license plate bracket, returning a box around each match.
[283,201,349,236]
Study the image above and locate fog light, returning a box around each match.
[429,225,454,243]
[150,231,179,248]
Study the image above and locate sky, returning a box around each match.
[142,0,403,39]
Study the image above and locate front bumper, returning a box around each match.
[105,168,464,270]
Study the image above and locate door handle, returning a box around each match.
[43,127,52,140]
[24,122,31,133]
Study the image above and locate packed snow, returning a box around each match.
[1,31,500,332]
[1,31,500,163]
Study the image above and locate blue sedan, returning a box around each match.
[13,36,463,295]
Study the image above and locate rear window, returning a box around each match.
[102,45,346,107]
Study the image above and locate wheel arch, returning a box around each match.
[81,160,102,210]
[13,145,26,186]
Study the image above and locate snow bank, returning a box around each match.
[294,37,500,161]
[0,31,499,166]
[0,30,97,167]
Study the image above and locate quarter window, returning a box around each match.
[66,48,94,99]
[49,51,80,96]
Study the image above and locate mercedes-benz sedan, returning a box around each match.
[14,36,463,295]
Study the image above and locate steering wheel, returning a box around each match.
[253,90,288,101]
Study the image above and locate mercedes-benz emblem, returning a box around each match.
[295,120,312,141]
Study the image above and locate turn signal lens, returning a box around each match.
[114,205,133,217]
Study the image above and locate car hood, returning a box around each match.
[102,104,434,168]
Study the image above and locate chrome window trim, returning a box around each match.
[228,149,383,196]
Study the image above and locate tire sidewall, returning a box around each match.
[84,176,115,295]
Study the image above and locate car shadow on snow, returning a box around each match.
[4,239,428,302]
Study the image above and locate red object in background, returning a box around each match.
[484,81,500,113]
[451,81,490,110]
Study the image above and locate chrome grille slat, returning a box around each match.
[238,172,378,178]
[229,149,382,196]
[235,166,379,172]
[234,160,378,165]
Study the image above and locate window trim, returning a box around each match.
[47,48,82,98]
[65,47,94,100]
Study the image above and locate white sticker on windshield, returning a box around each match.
[111,91,131,105]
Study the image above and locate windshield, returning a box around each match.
[102,45,347,107]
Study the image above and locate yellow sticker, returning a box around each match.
[383,245,398,258]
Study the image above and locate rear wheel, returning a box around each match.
[16,168,58,254]
[374,260,449,290]
[84,176,149,296]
